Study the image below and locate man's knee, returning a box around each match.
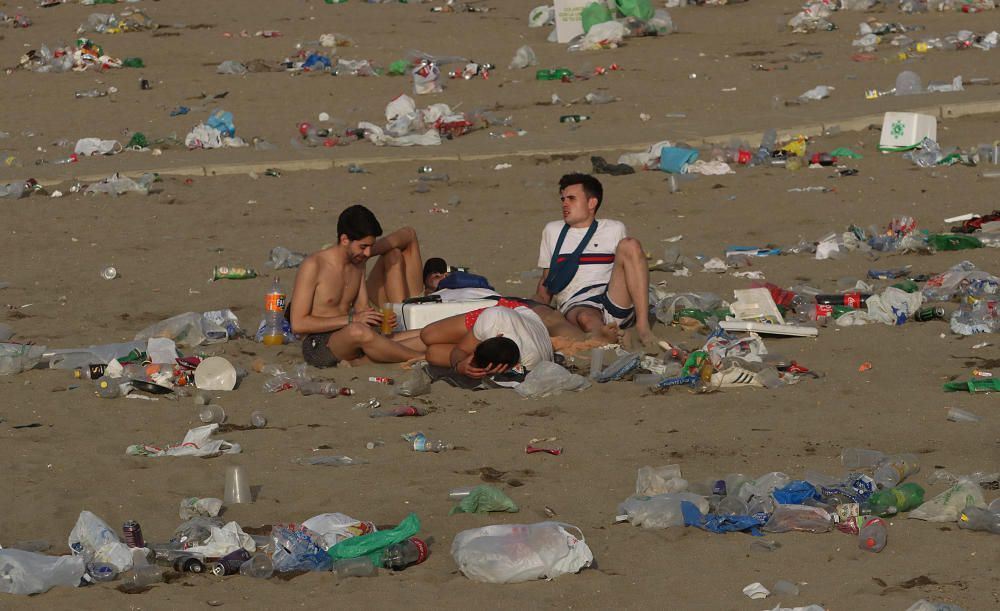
[342,322,374,344]
[401,226,418,244]
[381,247,403,266]
[616,237,644,260]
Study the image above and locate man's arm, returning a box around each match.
[531,268,552,305]
[370,226,416,258]
[288,258,351,334]
[448,330,506,379]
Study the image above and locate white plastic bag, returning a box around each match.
[617,493,709,528]
[301,513,374,550]
[635,464,688,496]
[68,510,133,572]
[74,138,122,156]
[515,361,591,398]
[134,312,229,348]
[451,522,593,584]
[910,478,986,522]
[0,549,86,595]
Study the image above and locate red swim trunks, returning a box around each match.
[464,298,527,330]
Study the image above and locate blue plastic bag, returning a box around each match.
[207,110,235,137]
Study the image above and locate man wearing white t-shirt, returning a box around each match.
[425,305,554,378]
[531,173,654,346]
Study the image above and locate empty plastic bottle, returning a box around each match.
[752,128,777,166]
[198,405,226,424]
[874,453,920,488]
[332,557,378,578]
[0,180,32,199]
[121,565,163,590]
[239,553,274,579]
[299,380,352,397]
[410,433,452,452]
[370,406,426,418]
[841,448,886,469]
[95,375,123,399]
[381,538,428,570]
[858,517,888,552]
[958,506,1000,534]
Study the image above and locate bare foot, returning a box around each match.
[592,323,622,344]
[551,335,608,356]
[399,357,426,370]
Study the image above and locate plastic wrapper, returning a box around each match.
[910,478,986,522]
[0,550,85,595]
[68,511,133,572]
[635,464,687,496]
[134,312,229,348]
[618,493,709,528]
[515,361,591,398]
[763,504,832,533]
[270,526,331,572]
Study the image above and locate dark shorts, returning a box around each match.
[302,332,340,368]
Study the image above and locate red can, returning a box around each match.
[737,150,752,165]
[122,521,145,548]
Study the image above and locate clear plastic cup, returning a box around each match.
[250,410,267,428]
[224,466,251,504]
[199,405,226,424]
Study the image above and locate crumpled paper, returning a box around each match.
[125,424,241,457]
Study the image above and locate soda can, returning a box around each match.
[209,548,251,576]
[101,266,119,280]
[173,555,206,573]
[912,306,945,322]
[122,521,145,548]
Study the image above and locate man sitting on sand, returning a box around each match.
[289,204,426,367]
[532,173,655,347]
[421,303,553,378]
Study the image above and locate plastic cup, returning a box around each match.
[250,410,267,428]
[224,466,251,504]
[447,485,477,501]
[724,473,750,500]
[332,556,377,578]
[199,405,226,424]
[946,407,981,423]
[841,448,886,469]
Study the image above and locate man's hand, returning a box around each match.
[455,354,509,379]
[353,309,383,327]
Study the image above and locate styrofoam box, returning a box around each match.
[879,112,937,151]
[390,300,496,332]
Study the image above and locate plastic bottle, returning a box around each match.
[239,553,274,579]
[752,128,777,166]
[841,448,886,469]
[535,68,573,80]
[95,375,123,398]
[121,565,163,590]
[874,453,920,488]
[858,517,888,552]
[411,433,452,452]
[0,181,29,199]
[198,405,226,424]
[299,380,352,397]
[86,562,118,582]
[262,278,286,346]
[332,557,378,578]
[263,373,298,393]
[864,482,925,516]
[381,537,429,570]
[958,506,1000,534]
[370,406,425,418]
[250,411,267,428]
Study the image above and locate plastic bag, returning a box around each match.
[865,287,923,325]
[635,464,687,496]
[0,342,46,375]
[68,510,133,572]
[134,312,229,348]
[618,493,709,528]
[581,2,614,33]
[328,513,420,562]
[0,549,86,595]
[616,0,655,20]
[909,478,986,522]
[569,20,627,51]
[301,513,375,550]
[395,364,433,398]
[172,517,224,548]
[270,526,331,572]
[763,504,832,533]
[508,45,537,70]
[451,522,593,584]
[515,361,591,398]
[83,172,156,196]
[449,485,519,515]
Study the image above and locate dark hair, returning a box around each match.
[559,173,603,211]
[422,257,448,281]
[472,337,520,368]
[337,205,383,241]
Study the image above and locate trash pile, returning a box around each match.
[18,38,143,72]
[76,10,157,34]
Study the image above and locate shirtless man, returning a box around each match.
[531,173,655,346]
[289,205,425,367]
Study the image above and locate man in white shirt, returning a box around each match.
[531,173,654,346]
[422,304,554,378]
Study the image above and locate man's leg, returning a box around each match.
[604,237,654,343]
[419,313,469,346]
[529,304,586,341]
[326,323,424,364]
[367,227,425,303]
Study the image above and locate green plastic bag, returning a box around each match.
[928,234,983,251]
[581,2,614,33]
[449,485,519,515]
[615,0,654,20]
[327,513,420,562]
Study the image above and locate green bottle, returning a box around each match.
[536,68,573,81]
[122,57,145,68]
[864,483,924,516]
[927,234,983,251]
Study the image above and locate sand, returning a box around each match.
[1,0,999,609]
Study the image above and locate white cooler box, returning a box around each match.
[878,111,937,152]
[390,300,496,332]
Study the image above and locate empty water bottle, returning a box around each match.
[858,517,887,552]
[381,538,428,570]
[332,556,378,578]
